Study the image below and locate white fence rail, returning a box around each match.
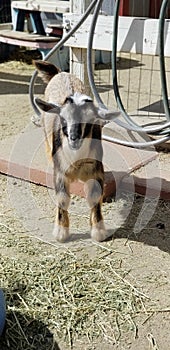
[64,14,170,57]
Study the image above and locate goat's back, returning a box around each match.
[45,72,87,105]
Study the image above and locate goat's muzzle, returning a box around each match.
[68,123,83,150]
[68,137,83,150]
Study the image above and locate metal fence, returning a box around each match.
[29,0,170,148]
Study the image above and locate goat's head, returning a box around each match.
[35,92,120,150]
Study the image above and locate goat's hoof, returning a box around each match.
[91,222,107,242]
[52,225,69,243]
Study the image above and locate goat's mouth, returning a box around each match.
[68,139,83,150]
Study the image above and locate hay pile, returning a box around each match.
[0,233,148,349]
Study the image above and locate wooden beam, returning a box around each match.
[63,14,170,57]
[69,0,94,96]
[11,1,70,13]
[0,30,59,49]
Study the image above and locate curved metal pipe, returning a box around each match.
[158,0,170,120]
[87,0,106,109]
[87,0,170,133]
[111,0,141,128]
[30,0,170,148]
[102,133,170,149]
[113,117,170,134]
[110,0,170,145]
[87,0,170,147]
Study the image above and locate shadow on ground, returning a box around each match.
[95,57,144,71]
[1,311,60,350]
[64,192,170,255]
[0,71,44,95]
[111,193,170,254]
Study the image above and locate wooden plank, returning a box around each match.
[70,0,91,14]
[0,30,59,42]
[12,1,70,13]
[69,0,93,96]
[70,47,95,96]
[63,14,114,51]
[0,30,59,49]
[63,14,170,56]
[0,23,12,30]
[0,37,58,49]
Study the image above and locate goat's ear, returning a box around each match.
[97,107,120,121]
[33,60,61,83]
[35,98,60,114]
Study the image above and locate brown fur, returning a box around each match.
[34,60,108,242]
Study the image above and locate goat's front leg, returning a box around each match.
[53,175,70,242]
[85,178,107,242]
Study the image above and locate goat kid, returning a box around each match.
[34,60,119,242]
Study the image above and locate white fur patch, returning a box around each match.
[62,136,91,165]
[70,92,93,106]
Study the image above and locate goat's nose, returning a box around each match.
[70,133,78,141]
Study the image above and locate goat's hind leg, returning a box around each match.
[53,176,70,242]
[85,179,107,242]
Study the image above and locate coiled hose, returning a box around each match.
[30,0,170,148]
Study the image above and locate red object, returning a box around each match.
[118,0,170,19]
[149,0,162,18]
[119,0,130,16]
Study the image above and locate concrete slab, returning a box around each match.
[0,122,159,199]
[122,164,170,200]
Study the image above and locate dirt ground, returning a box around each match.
[0,54,170,350]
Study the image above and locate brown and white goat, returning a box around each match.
[34,60,119,242]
